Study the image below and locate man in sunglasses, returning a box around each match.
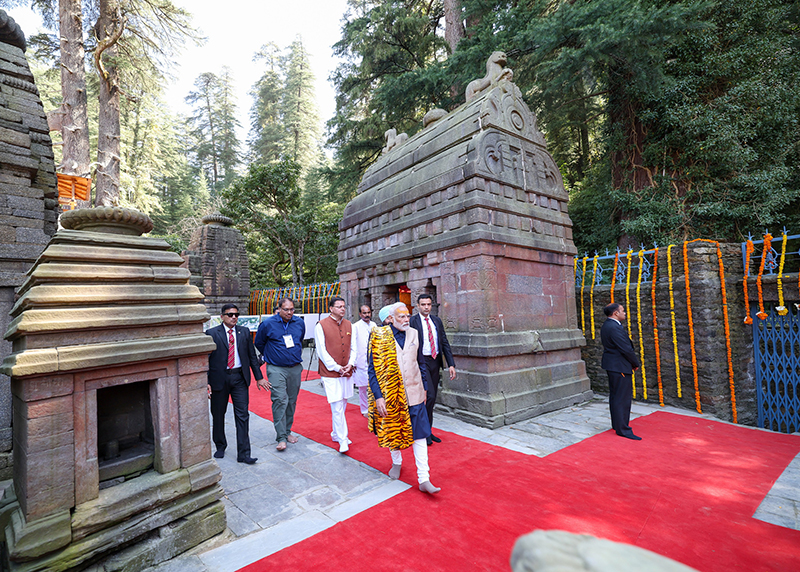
[206,303,264,464]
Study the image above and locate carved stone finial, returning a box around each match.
[60,206,154,236]
[465,51,514,103]
[202,213,233,227]
[423,108,447,129]
[382,128,409,155]
[0,10,26,51]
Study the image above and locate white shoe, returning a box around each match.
[339,442,349,454]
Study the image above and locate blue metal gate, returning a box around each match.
[753,305,800,433]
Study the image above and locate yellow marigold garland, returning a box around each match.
[667,245,682,398]
[651,247,664,406]
[636,248,648,400]
[742,239,754,325]
[580,255,588,335]
[625,250,635,396]
[776,232,788,316]
[589,253,599,339]
[755,233,772,320]
[683,241,702,413]
[610,251,620,304]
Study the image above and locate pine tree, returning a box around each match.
[249,42,284,164]
[280,37,322,173]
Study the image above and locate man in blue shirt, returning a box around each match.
[255,297,306,451]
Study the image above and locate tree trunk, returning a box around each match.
[58,0,91,206]
[94,0,122,207]
[444,0,464,54]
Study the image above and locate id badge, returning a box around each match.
[283,334,295,348]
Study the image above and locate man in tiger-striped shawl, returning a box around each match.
[368,302,441,494]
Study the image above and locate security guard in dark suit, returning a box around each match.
[600,303,642,440]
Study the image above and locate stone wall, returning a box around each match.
[578,242,756,425]
[0,11,58,480]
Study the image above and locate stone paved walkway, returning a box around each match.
[146,371,800,572]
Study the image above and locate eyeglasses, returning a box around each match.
[223,313,240,318]
[279,307,295,312]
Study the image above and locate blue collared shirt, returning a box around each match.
[255,314,305,367]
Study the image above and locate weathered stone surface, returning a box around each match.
[6,508,71,560]
[186,459,222,492]
[510,529,699,572]
[71,469,192,541]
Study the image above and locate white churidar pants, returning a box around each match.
[390,439,430,484]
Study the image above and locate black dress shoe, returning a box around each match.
[430,434,441,443]
[426,436,433,446]
[619,433,642,441]
[214,449,225,459]
[237,456,258,464]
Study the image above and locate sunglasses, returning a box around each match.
[223,313,240,318]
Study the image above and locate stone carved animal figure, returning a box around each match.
[382,128,409,155]
[465,51,514,103]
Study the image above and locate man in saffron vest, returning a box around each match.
[368,302,440,494]
[314,296,356,453]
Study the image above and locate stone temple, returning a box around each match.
[337,54,591,428]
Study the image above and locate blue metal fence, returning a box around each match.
[574,247,658,290]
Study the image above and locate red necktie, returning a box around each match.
[425,317,437,360]
[227,328,235,369]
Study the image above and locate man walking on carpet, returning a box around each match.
[368,302,440,494]
[410,294,456,445]
[206,303,264,464]
[255,297,306,451]
[600,303,642,440]
[314,296,357,453]
[352,304,377,417]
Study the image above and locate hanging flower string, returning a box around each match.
[580,255,588,335]
[625,250,636,395]
[610,251,620,304]
[686,239,738,423]
[589,253,599,339]
[755,233,772,320]
[651,247,664,406]
[683,241,702,413]
[636,248,648,400]
[667,245,682,398]
[742,239,754,325]
[776,231,788,316]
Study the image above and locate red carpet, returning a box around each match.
[244,382,800,571]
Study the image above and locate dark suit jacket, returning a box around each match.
[410,313,455,370]
[206,324,263,391]
[600,318,640,374]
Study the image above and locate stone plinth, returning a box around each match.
[1,207,224,571]
[338,75,590,428]
[181,213,250,315]
[0,10,59,481]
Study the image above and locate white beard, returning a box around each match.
[395,321,410,331]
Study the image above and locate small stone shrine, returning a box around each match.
[337,52,591,428]
[181,213,250,316]
[0,10,59,480]
[0,207,224,571]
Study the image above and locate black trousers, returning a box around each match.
[607,370,634,436]
[210,368,251,459]
[422,356,442,431]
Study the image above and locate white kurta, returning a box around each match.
[314,320,356,403]
[352,319,377,388]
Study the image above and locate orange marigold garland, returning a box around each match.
[610,251,620,304]
[755,233,772,320]
[683,241,702,413]
[580,255,588,335]
[651,247,664,406]
[742,239,754,325]
[776,231,788,316]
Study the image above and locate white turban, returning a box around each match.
[378,302,406,323]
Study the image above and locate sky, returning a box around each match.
[5,0,351,146]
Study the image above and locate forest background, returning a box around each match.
[2,0,799,288]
